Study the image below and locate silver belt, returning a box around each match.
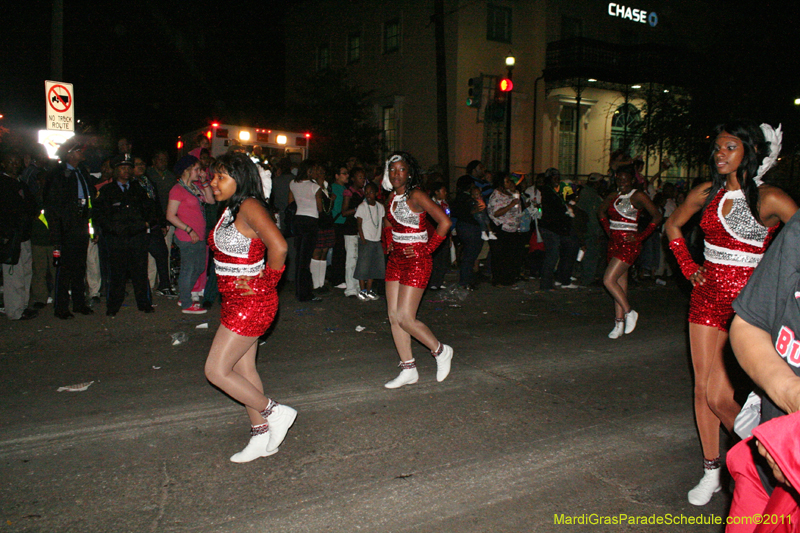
[610,220,637,232]
[392,230,428,243]
[214,259,265,277]
[703,241,763,268]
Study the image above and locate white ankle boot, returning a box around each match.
[624,309,639,334]
[265,404,298,453]
[608,320,625,339]
[385,367,419,389]
[230,425,277,463]
[435,345,453,382]
[688,467,721,506]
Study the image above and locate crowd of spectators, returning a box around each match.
[0,133,690,322]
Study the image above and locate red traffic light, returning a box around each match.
[498,78,513,92]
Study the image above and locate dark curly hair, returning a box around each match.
[214,152,268,224]
[385,151,422,198]
[703,121,769,223]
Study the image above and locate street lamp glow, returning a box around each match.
[631,84,642,89]
[505,54,515,68]
[587,78,597,83]
[794,98,800,106]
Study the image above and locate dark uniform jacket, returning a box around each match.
[94,181,158,240]
[43,164,95,246]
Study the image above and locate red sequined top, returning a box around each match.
[607,190,639,233]
[387,192,429,244]
[701,188,777,269]
[209,208,266,277]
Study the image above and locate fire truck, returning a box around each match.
[178,123,310,164]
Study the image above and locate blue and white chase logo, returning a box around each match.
[607,3,658,27]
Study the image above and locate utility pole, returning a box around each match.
[433,0,450,184]
[504,54,515,173]
[51,0,64,80]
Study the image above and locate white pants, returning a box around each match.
[86,239,101,298]
[2,240,32,319]
[344,235,359,296]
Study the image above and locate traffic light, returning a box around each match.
[467,76,483,108]
[493,77,513,107]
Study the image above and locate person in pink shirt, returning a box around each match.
[166,155,215,313]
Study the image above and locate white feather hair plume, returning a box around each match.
[258,167,273,200]
[382,154,403,191]
[754,123,782,186]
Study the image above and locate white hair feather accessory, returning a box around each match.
[754,123,782,186]
[382,154,403,191]
[258,167,272,200]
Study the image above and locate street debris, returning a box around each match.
[57,381,94,392]
[170,332,188,346]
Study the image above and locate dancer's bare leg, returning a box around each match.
[231,342,268,426]
[386,281,440,360]
[603,258,632,319]
[205,325,269,420]
[386,280,412,361]
[395,283,438,350]
[689,323,739,460]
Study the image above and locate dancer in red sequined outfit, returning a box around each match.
[204,153,297,463]
[380,152,454,389]
[665,121,797,506]
[598,166,662,339]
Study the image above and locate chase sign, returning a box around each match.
[608,3,658,27]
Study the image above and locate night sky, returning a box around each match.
[2,1,800,157]
[1,1,288,154]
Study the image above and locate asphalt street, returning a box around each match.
[1,275,739,532]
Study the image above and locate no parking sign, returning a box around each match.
[45,80,74,131]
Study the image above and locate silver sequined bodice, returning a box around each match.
[390,194,422,229]
[613,190,638,220]
[212,208,265,276]
[720,189,769,246]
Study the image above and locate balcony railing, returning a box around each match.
[545,37,688,87]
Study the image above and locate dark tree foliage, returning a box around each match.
[639,90,714,179]
[285,69,383,166]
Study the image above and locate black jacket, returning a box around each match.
[539,186,571,236]
[0,174,38,242]
[94,180,158,239]
[43,164,96,245]
[451,191,480,226]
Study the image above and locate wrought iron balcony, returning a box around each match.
[545,37,688,88]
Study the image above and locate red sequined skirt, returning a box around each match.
[689,261,753,332]
[385,242,432,289]
[607,232,642,265]
[218,273,280,337]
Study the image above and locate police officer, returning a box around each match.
[43,138,95,319]
[93,154,157,317]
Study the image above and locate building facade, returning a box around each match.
[284,0,712,182]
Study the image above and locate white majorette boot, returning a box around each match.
[688,458,722,506]
[385,359,419,389]
[624,309,639,334]
[230,423,277,463]
[433,344,453,382]
[263,401,298,453]
[608,319,625,339]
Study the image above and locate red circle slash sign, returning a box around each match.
[48,85,72,112]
